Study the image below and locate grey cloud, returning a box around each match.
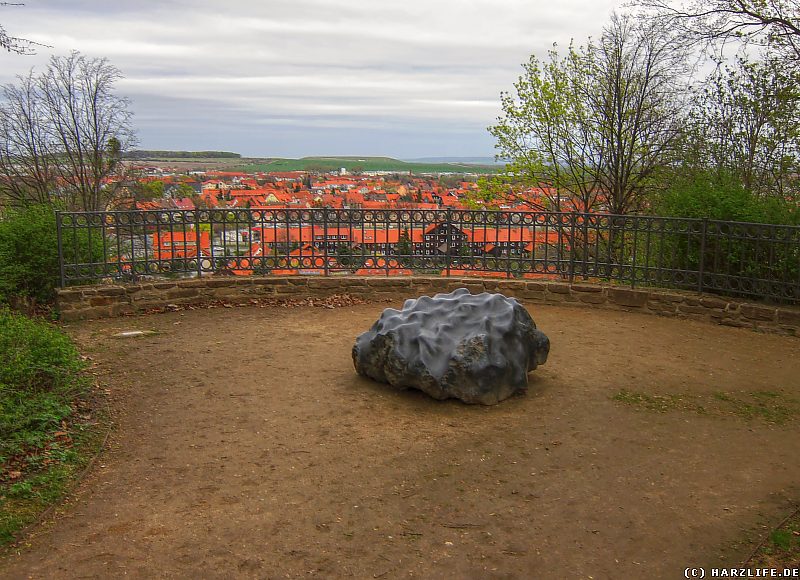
[1,0,622,157]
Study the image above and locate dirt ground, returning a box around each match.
[2,300,799,579]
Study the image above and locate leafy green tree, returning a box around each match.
[681,53,800,202]
[466,175,527,210]
[489,42,598,212]
[0,205,62,306]
[488,14,688,215]
[336,244,354,267]
[133,180,164,202]
[438,175,462,189]
[654,169,798,223]
[396,228,412,265]
[173,182,197,198]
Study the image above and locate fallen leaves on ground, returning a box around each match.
[139,293,370,316]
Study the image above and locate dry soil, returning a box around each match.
[2,301,799,579]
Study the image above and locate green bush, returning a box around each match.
[0,205,104,306]
[0,309,87,463]
[0,308,99,546]
[0,205,61,305]
[654,170,799,225]
[642,171,800,297]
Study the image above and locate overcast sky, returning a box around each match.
[1,1,624,159]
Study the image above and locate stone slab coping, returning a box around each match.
[56,276,799,337]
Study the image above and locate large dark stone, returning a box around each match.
[352,288,550,405]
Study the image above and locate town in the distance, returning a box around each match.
[113,155,572,278]
[127,160,531,213]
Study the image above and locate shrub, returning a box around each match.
[0,309,98,546]
[644,171,800,298]
[0,309,87,463]
[653,170,798,225]
[0,205,61,305]
[0,205,103,306]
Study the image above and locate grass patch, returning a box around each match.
[748,508,800,569]
[612,389,708,415]
[613,389,800,425]
[235,156,502,175]
[713,391,797,424]
[0,310,107,547]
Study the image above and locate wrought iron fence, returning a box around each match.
[56,208,800,304]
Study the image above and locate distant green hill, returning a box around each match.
[404,156,504,165]
[123,152,503,174]
[125,150,241,159]
[236,156,502,174]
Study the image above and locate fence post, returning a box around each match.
[323,210,329,277]
[568,211,576,284]
[194,209,202,278]
[445,209,452,278]
[56,211,65,289]
[631,216,638,290]
[698,218,708,294]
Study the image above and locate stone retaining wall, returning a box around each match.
[56,276,800,336]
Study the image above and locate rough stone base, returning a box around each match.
[56,276,800,337]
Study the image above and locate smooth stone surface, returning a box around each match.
[112,330,157,338]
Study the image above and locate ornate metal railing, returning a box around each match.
[56,208,800,304]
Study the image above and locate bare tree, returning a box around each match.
[587,14,690,214]
[0,52,137,210]
[1,2,44,55]
[0,70,58,205]
[637,0,800,61]
[39,52,136,210]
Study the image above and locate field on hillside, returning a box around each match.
[236,156,502,174]
[127,154,502,174]
[125,157,249,172]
